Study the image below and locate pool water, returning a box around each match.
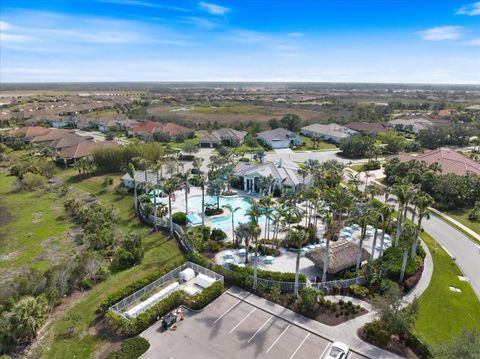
[188,195,265,230]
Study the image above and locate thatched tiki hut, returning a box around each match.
[306,240,369,276]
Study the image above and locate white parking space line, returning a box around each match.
[212,300,241,324]
[289,333,310,359]
[247,315,273,343]
[346,352,352,359]
[266,323,291,353]
[228,308,256,334]
[319,343,331,359]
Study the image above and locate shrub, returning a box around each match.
[300,287,323,313]
[258,245,280,257]
[185,281,224,310]
[98,259,185,313]
[239,157,250,162]
[350,284,369,298]
[106,336,150,359]
[362,160,381,171]
[21,172,47,191]
[403,266,424,291]
[363,320,391,347]
[210,228,227,242]
[172,212,187,225]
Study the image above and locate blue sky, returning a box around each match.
[0,0,479,83]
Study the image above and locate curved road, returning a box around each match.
[422,214,480,298]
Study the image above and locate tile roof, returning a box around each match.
[57,140,118,159]
[13,126,51,138]
[201,128,247,143]
[257,128,298,141]
[301,123,356,138]
[234,160,308,188]
[345,122,387,134]
[396,148,480,176]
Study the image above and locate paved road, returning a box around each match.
[422,214,480,298]
[266,149,366,164]
[351,169,480,299]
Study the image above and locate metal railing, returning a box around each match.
[310,276,365,291]
[110,261,224,317]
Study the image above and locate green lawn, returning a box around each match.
[444,208,480,236]
[0,172,74,272]
[41,234,184,359]
[39,169,185,358]
[414,233,480,346]
[350,163,365,172]
[295,135,337,152]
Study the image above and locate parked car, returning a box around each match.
[325,342,349,359]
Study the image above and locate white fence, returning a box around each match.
[110,261,224,317]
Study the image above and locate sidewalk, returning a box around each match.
[227,286,404,359]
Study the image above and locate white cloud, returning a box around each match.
[463,38,480,46]
[287,32,303,37]
[185,17,217,29]
[199,2,230,15]
[98,0,190,11]
[456,1,480,15]
[0,33,32,43]
[417,26,463,41]
[0,21,11,31]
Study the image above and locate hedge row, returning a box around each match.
[106,336,150,359]
[186,252,306,285]
[106,281,224,336]
[99,258,185,313]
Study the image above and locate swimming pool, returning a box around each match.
[188,195,264,230]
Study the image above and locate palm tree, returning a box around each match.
[222,203,241,244]
[363,169,373,190]
[286,227,308,295]
[410,193,434,259]
[9,295,48,343]
[207,177,225,210]
[235,222,252,261]
[146,182,158,231]
[179,172,191,214]
[321,212,340,282]
[163,177,179,237]
[126,163,138,216]
[259,196,275,242]
[377,203,394,259]
[197,174,207,226]
[399,223,417,282]
[392,183,416,246]
[246,198,262,290]
[350,201,372,273]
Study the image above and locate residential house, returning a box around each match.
[98,119,139,132]
[127,122,194,141]
[345,122,387,135]
[464,105,480,112]
[199,128,247,148]
[122,170,161,188]
[300,123,356,143]
[233,158,311,193]
[57,140,118,162]
[395,148,480,176]
[12,126,51,141]
[51,117,77,128]
[256,128,302,149]
[386,117,433,134]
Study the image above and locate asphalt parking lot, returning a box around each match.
[141,293,368,359]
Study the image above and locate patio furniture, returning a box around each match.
[366,225,374,231]
[264,256,274,264]
[224,250,234,259]
[237,263,246,268]
[238,248,246,257]
[352,224,360,230]
[308,244,316,250]
[224,258,234,267]
[343,226,353,233]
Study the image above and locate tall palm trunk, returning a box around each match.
[355,226,366,272]
[411,216,423,259]
[133,182,138,216]
[168,194,173,237]
[201,185,205,226]
[370,226,379,261]
[379,220,387,258]
[321,238,329,282]
[153,193,158,232]
[253,234,259,290]
[395,206,402,246]
[231,212,235,245]
[185,186,189,214]
[294,241,301,295]
[400,249,408,282]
